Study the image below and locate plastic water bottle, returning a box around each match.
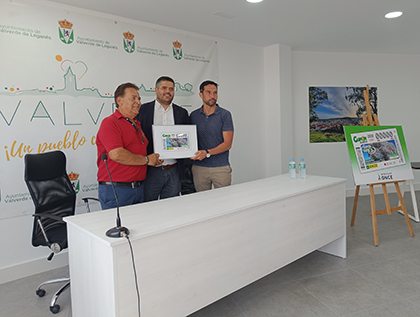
[299,158,306,179]
[289,159,296,179]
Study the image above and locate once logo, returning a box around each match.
[380,174,393,181]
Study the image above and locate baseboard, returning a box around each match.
[346,181,420,197]
[0,252,68,285]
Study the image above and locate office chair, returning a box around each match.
[24,150,75,314]
[82,197,100,212]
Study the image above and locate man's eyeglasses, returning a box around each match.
[126,118,145,144]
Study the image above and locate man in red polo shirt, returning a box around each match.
[96,82,163,209]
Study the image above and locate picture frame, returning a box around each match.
[152,125,198,159]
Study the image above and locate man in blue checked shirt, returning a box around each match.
[190,80,234,192]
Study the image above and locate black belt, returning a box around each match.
[99,180,144,188]
[153,163,177,170]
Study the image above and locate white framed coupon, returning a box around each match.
[152,125,198,159]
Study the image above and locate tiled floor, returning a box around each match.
[2,193,420,317]
[0,265,71,317]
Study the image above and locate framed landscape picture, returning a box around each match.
[309,86,377,143]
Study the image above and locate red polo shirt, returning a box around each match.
[96,110,148,182]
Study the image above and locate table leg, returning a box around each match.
[398,180,420,222]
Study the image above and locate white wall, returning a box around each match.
[263,44,293,177]
[292,51,420,191]
[217,39,266,184]
[0,6,266,283]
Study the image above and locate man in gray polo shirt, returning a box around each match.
[190,80,234,192]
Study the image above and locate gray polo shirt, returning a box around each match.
[190,105,234,167]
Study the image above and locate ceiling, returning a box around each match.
[47,0,420,54]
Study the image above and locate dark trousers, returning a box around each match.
[143,166,181,202]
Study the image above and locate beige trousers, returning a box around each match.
[192,165,232,192]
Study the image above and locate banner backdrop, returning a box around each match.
[0,0,218,219]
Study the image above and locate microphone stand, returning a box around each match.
[101,153,130,238]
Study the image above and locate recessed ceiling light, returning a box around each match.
[247,0,263,3]
[385,11,403,19]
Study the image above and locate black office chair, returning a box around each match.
[82,197,100,212]
[24,150,75,314]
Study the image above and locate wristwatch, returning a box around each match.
[145,155,149,165]
[206,150,211,159]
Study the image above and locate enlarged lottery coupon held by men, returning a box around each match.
[162,133,191,151]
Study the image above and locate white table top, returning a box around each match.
[65,174,345,247]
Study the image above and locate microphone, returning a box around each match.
[101,153,130,238]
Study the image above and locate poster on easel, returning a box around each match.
[344,125,414,185]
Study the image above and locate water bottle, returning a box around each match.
[289,159,296,179]
[299,158,306,179]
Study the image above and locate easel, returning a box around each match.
[350,85,414,246]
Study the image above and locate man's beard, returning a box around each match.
[206,99,217,107]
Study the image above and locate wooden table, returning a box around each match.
[65,174,346,317]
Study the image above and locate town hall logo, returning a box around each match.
[68,171,80,194]
[58,20,74,44]
[123,31,135,53]
[172,40,182,60]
